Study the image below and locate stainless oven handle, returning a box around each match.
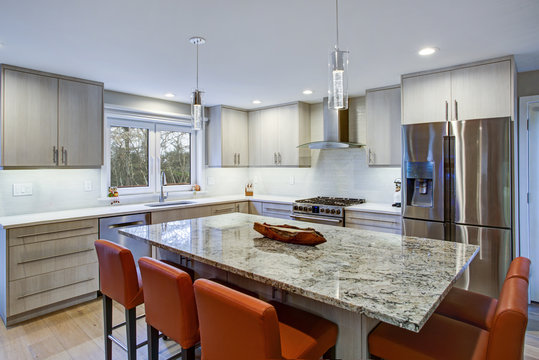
[291,215,343,223]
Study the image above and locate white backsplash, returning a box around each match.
[0,169,102,216]
[248,148,401,203]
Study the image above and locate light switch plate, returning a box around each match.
[13,183,33,196]
[84,180,92,192]
[289,176,295,185]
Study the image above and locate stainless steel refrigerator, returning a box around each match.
[402,117,512,298]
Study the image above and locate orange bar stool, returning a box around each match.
[95,239,145,360]
[138,257,199,360]
[193,278,338,360]
[368,276,529,360]
[435,256,530,330]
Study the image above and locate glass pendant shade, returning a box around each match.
[328,49,349,110]
[191,90,203,130]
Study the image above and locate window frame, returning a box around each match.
[103,110,196,196]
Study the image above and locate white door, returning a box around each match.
[528,100,539,301]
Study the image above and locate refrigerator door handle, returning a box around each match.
[443,135,454,224]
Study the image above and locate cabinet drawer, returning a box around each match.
[262,202,292,218]
[346,222,402,235]
[8,219,98,247]
[8,263,98,316]
[211,203,237,215]
[9,233,97,280]
[345,211,402,230]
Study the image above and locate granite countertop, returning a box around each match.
[120,213,478,332]
[0,194,296,229]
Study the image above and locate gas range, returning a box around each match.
[292,197,366,226]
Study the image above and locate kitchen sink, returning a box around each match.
[144,201,195,207]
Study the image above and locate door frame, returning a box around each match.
[518,95,539,300]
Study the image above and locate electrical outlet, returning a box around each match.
[289,176,295,185]
[84,180,92,192]
[13,183,33,196]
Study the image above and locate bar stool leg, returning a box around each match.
[125,308,137,360]
[102,295,113,360]
[323,346,336,360]
[181,346,196,360]
[147,325,159,360]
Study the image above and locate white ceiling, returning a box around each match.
[1,0,539,109]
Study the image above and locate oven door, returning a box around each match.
[290,214,344,227]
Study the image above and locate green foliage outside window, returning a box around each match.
[160,131,191,185]
[110,126,149,188]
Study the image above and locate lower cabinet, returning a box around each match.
[249,201,292,220]
[345,210,402,234]
[151,202,250,224]
[2,219,99,325]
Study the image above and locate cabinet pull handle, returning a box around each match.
[445,101,448,121]
[234,153,237,166]
[53,146,58,164]
[18,277,95,299]
[274,153,277,165]
[278,152,282,165]
[18,248,94,265]
[238,153,240,165]
[16,225,96,238]
[454,100,458,121]
[61,146,67,165]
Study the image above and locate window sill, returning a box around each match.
[97,190,208,206]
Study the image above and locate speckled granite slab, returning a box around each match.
[119,213,478,332]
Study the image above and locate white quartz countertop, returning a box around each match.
[0,194,296,229]
[120,213,478,332]
[345,202,402,215]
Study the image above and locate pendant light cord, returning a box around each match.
[196,43,199,90]
[335,0,339,50]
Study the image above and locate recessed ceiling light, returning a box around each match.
[302,89,313,95]
[164,93,175,98]
[418,47,438,56]
[252,100,262,105]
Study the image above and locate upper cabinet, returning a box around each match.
[206,106,249,167]
[366,85,401,166]
[1,65,104,168]
[248,102,310,167]
[401,57,514,124]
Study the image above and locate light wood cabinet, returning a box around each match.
[58,79,103,167]
[207,106,248,167]
[2,69,59,166]
[151,206,212,224]
[249,201,292,219]
[0,65,104,168]
[1,219,99,324]
[345,210,401,234]
[248,102,310,167]
[402,58,514,124]
[366,86,402,166]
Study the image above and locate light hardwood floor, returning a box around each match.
[1,298,538,359]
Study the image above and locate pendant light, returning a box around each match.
[328,0,349,110]
[190,36,206,130]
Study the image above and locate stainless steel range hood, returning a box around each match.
[298,97,365,149]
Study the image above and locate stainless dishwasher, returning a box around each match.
[99,213,151,267]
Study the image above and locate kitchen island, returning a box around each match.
[120,213,478,359]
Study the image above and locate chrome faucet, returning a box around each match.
[159,171,168,203]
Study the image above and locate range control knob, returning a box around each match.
[293,205,298,210]
[325,208,330,214]
[336,209,341,215]
[308,207,312,212]
[330,209,336,214]
[299,206,304,211]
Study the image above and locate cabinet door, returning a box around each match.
[222,108,248,166]
[451,61,511,121]
[278,104,300,166]
[366,87,402,166]
[221,108,237,166]
[402,72,451,124]
[58,80,103,167]
[260,108,280,166]
[248,111,262,166]
[2,69,58,166]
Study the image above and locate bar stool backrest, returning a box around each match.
[505,257,531,283]
[138,257,200,349]
[193,279,283,360]
[486,277,529,360]
[94,239,142,309]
